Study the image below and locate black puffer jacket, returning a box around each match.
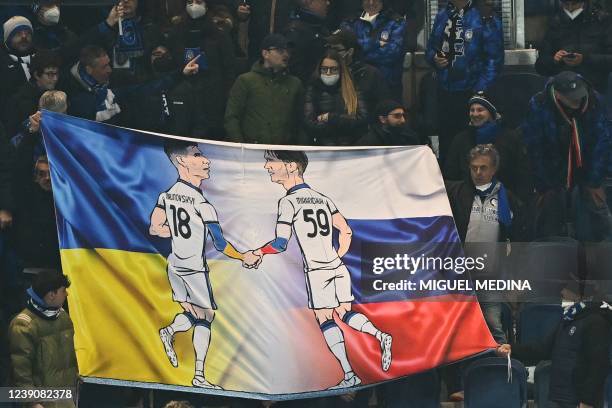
[303,80,368,146]
[349,60,389,122]
[283,8,330,83]
[513,302,612,408]
[168,15,237,135]
[535,5,612,92]
[443,123,533,201]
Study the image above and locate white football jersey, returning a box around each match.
[156,180,218,272]
[277,184,343,272]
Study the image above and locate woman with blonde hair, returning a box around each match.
[303,49,368,145]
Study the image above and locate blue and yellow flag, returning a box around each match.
[42,112,495,399]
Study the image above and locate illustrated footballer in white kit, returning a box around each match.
[251,150,393,389]
[149,140,260,389]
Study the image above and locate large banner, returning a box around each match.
[41,111,495,399]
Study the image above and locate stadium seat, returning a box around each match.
[463,357,528,408]
[534,360,551,408]
[383,369,440,408]
[517,304,562,346]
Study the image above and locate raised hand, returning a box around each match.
[106,2,125,27]
[28,111,41,133]
[183,55,201,76]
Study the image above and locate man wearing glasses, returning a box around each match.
[2,51,61,137]
[225,34,304,144]
[358,100,427,146]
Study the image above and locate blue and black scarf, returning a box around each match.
[563,301,587,321]
[115,17,144,59]
[475,178,512,227]
[26,287,61,319]
[441,0,472,65]
[76,63,121,122]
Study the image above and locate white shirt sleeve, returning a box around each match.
[277,197,295,225]
[156,193,166,209]
[198,201,219,224]
[326,196,339,215]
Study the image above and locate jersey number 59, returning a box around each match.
[303,209,330,238]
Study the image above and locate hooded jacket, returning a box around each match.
[425,1,504,92]
[512,302,612,407]
[225,61,304,144]
[521,78,611,192]
[9,303,77,408]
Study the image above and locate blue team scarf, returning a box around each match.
[26,287,61,319]
[475,121,500,144]
[115,17,144,58]
[476,178,512,227]
[78,63,110,114]
[563,301,586,321]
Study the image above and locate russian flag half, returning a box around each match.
[42,111,496,399]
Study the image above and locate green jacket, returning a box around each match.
[225,61,304,144]
[9,307,78,408]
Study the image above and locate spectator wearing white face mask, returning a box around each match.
[167,0,237,138]
[303,48,368,145]
[31,0,77,53]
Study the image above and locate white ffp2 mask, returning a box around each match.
[186,3,207,19]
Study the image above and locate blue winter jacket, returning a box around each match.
[522,80,611,192]
[425,4,504,92]
[341,10,406,87]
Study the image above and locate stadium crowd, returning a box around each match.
[0,0,611,406]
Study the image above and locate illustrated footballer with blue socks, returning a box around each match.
[149,140,260,389]
[250,150,393,389]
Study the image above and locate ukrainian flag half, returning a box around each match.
[41,111,496,399]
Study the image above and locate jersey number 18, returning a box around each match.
[169,205,192,239]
